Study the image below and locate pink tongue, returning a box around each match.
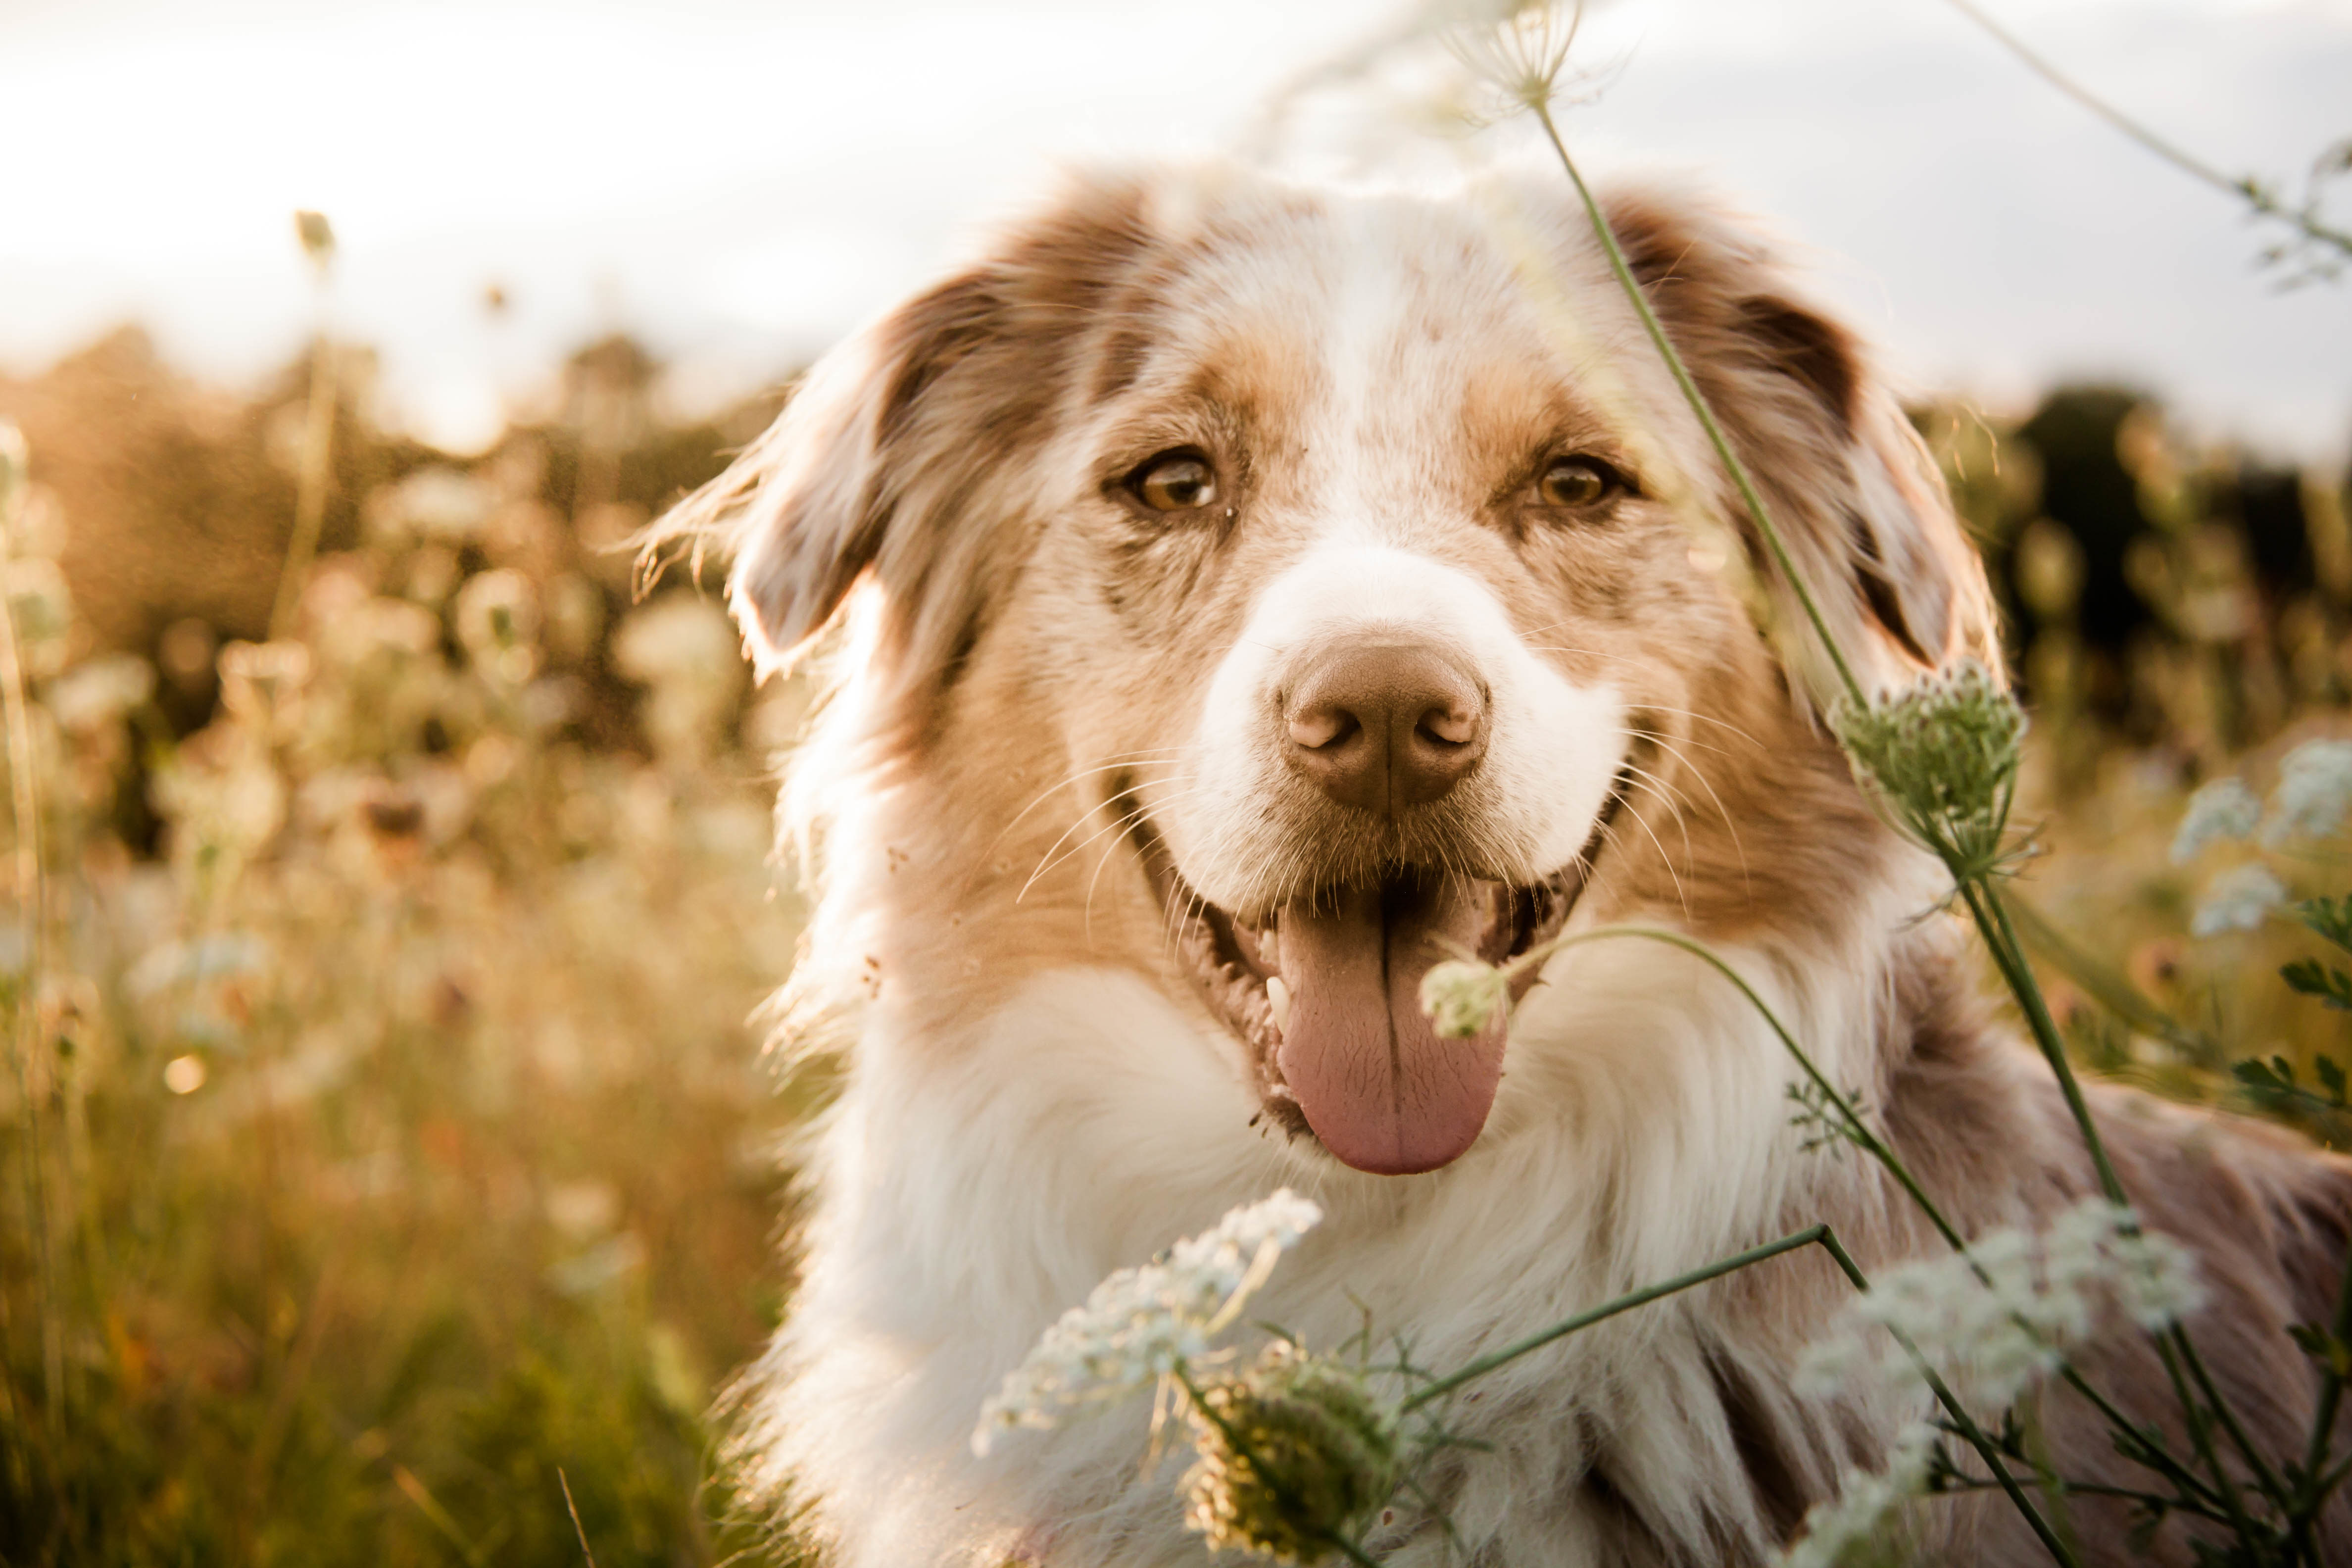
[1275,877,1505,1176]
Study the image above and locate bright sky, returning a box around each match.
[2,0,2346,458]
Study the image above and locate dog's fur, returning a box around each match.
[657,162,2352,1565]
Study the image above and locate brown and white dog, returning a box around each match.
[657,162,2352,1566]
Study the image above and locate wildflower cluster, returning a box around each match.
[2174,737,2352,935]
[2172,777,2262,864]
[1182,1342,1402,1566]
[1797,1199,2204,1414]
[1829,661,2027,882]
[973,1191,1323,1455]
[1770,1202,2206,1562]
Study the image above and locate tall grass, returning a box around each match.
[0,366,813,1563]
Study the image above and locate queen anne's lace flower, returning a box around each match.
[1182,1342,1402,1565]
[973,1191,1324,1455]
[2170,777,2260,863]
[1798,1199,2204,1415]
[1786,1203,2205,1565]
[2192,862,2289,936]
[1829,661,2026,879]
[2264,738,2352,846]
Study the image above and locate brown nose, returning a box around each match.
[1283,642,1490,814]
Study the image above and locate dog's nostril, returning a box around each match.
[1282,641,1490,815]
[1287,709,1356,750]
[1418,704,1479,747]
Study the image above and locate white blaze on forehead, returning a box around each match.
[1176,541,1627,897]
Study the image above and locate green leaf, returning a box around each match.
[2281,958,2352,1011]
[2298,895,2352,954]
[2234,1056,2297,1096]
[2321,1055,2350,1109]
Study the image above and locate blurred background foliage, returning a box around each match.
[0,296,2348,1564]
[0,324,812,1565]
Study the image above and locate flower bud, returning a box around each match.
[1419,958,1509,1039]
[294,209,337,270]
[1183,1344,1401,1565]
[1829,661,2025,878]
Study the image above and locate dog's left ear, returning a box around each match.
[1597,190,2000,692]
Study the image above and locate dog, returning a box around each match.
[653,161,2352,1566]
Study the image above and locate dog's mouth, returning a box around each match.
[1133,783,1625,1177]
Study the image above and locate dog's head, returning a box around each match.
[660,163,1994,1177]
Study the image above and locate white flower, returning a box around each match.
[1797,1199,2203,1415]
[2170,777,2260,863]
[973,1191,1323,1456]
[2264,738,2352,846]
[2191,863,2289,936]
[1772,1422,1937,1568]
[45,653,155,735]
[1784,1204,2205,1566]
[1420,959,1511,1039]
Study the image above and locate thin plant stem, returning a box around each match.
[268,330,338,642]
[1938,0,2352,264]
[0,453,61,1427]
[559,1469,602,1568]
[1964,882,2128,1205]
[1528,99,1866,709]
[1929,1472,2226,1518]
[2291,1237,2352,1540]
[1965,879,2286,1531]
[1402,1224,1831,1409]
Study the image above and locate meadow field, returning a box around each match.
[1,289,2349,1563]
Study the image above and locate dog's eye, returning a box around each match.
[1127,450,1219,513]
[1535,455,1627,510]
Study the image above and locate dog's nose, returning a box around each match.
[1283,642,1490,814]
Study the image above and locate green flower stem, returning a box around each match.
[2003,894,2222,1063]
[1529,100,1866,710]
[1172,1364,1383,1568]
[1963,882,2129,1205]
[1936,0,2352,266]
[1507,927,1964,1248]
[2313,1447,2352,1508]
[1400,1224,1831,1411]
[1963,880,2288,1527]
[1927,1472,2229,1522]
[2291,1237,2352,1538]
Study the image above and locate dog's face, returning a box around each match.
[667,165,1992,1178]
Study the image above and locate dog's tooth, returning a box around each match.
[1266,975,1291,1033]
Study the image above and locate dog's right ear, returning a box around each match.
[644,173,1155,699]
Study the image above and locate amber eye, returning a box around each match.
[1536,455,1626,510]
[1127,450,1219,513]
